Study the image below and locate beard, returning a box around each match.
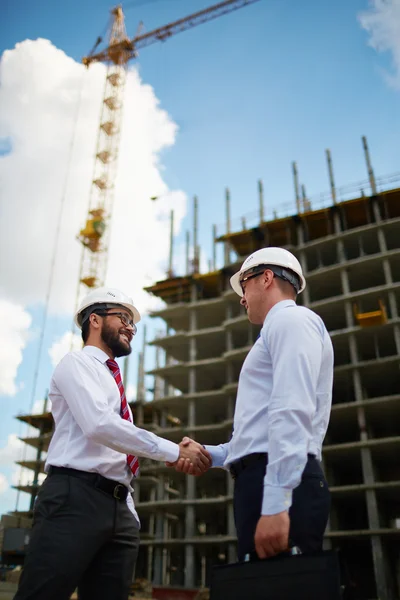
[101,322,132,358]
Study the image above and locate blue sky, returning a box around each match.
[0,0,399,514]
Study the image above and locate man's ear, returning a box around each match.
[89,313,101,330]
[263,269,274,289]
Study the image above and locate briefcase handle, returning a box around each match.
[243,546,302,563]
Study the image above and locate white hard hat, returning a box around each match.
[230,247,306,296]
[74,287,141,328]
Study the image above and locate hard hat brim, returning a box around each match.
[230,265,306,297]
[74,301,141,329]
[230,271,244,297]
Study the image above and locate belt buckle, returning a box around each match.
[113,484,124,500]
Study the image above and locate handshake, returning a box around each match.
[166,436,211,476]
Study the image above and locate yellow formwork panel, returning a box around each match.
[353,299,387,327]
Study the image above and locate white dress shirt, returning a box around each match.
[205,299,334,516]
[46,345,179,519]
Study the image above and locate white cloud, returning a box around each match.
[48,331,82,368]
[0,38,186,320]
[31,398,49,414]
[11,468,45,488]
[0,434,23,467]
[359,0,400,88]
[0,473,9,494]
[0,301,32,396]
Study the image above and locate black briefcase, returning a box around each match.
[210,550,341,600]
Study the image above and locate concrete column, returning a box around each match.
[226,329,233,352]
[349,336,358,364]
[340,267,350,296]
[134,481,140,504]
[185,477,196,587]
[298,248,307,272]
[154,476,165,584]
[377,228,387,253]
[333,212,341,235]
[296,222,305,247]
[337,238,346,263]
[160,410,167,428]
[393,325,400,355]
[302,283,310,306]
[382,259,396,322]
[225,302,234,383]
[341,268,355,332]
[227,469,237,562]
[372,199,381,223]
[147,546,154,582]
[389,291,398,319]
[147,488,156,580]
[185,283,197,588]
[353,354,390,598]
[362,453,389,599]
[383,259,393,285]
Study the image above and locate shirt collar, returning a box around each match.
[263,299,296,325]
[83,345,110,364]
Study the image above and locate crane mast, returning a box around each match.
[75,0,260,309]
[76,6,128,294]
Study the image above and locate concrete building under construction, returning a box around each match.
[5,150,400,599]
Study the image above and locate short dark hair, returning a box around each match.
[81,317,90,343]
[275,276,297,299]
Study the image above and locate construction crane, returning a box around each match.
[74,0,260,304]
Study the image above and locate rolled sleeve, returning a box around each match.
[262,485,293,515]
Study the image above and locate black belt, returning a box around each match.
[229,452,316,480]
[229,453,267,480]
[48,466,129,501]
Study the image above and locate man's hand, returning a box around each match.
[166,437,211,476]
[254,511,290,559]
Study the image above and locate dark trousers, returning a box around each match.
[15,470,140,600]
[233,454,331,561]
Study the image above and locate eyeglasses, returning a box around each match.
[96,311,137,335]
[239,267,267,292]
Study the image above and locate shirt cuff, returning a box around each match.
[262,484,293,515]
[157,438,180,463]
[203,445,225,468]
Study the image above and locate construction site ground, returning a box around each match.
[0,580,208,600]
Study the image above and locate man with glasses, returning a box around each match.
[16,287,211,600]
[175,247,333,563]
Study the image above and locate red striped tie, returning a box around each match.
[106,359,139,477]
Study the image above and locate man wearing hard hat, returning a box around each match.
[15,287,211,600]
[176,247,333,562]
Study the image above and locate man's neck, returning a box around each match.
[262,295,294,321]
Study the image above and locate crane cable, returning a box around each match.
[15,67,86,511]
